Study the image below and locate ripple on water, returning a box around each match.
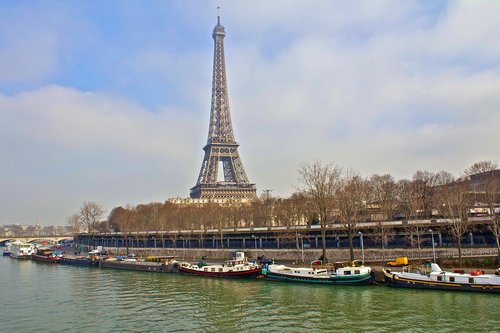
[1,255,500,332]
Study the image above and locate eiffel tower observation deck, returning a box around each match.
[190,15,257,200]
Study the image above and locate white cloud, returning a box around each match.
[224,0,500,195]
[1,1,500,224]
[0,86,203,224]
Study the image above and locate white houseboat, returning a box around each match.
[262,260,374,285]
[384,262,500,293]
[9,241,35,259]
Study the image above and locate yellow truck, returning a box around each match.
[386,257,409,267]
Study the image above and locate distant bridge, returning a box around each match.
[0,236,73,245]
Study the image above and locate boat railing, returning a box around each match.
[403,265,433,275]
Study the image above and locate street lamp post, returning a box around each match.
[298,234,305,263]
[252,235,257,249]
[429,229,436,263]
[358,231,364,263]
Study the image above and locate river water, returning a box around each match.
[1,249,499,333]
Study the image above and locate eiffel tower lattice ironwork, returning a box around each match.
[190,15,256,199]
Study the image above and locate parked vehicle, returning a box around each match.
[386,257,408,267]
[257,255,275,265]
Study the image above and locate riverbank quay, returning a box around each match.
[91,246,498,265]
[84,246,497,283]
[4,244,499,286]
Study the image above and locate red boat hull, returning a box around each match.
[32,254,60,263]
[179,266,261,278]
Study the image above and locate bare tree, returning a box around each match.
[66,213,82,234]
[156,202,177,248]
[298,161,342,263]
[396,179,425,259]
[396,179,416,222]
[372,224,394,262]
[200,202,229,249]
[369,174,397,221]
[336,170,368,261]
[278,196,310,261]
[464,160,500,260]
[248,200,268,227]
[79,201,106,235]
[115,205,137,255]
[412,170,436,219]
[435,171,470,266]
[369,174,397,261]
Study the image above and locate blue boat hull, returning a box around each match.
[59,257,98,267]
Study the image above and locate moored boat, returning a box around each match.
[179,252,261,278]
[100,256,179,273]
[59,255,99,267]
[9,241,35,259]
[383,262,500,293]
[262,260,374,285]
[31,248,61,263]
[3,242,12,256]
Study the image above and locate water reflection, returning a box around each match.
[1,253,499,333]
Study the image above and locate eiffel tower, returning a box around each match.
[190,15,257,200]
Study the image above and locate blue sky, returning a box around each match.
[1,0,499,225]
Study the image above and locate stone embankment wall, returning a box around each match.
[103,246,498,263]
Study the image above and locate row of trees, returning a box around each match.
[68,160,500,265]
[297,160,500,264]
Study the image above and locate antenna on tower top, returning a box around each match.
[217,6,220,24]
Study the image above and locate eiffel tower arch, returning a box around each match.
[190,16,257,200]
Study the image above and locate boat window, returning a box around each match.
[449,277,455,282]
[469,278,474,284]
[211,268,215,272]
[204,268,208,271]
[344,271,352,275]
[219,268,223,272]
[437,276,442,281]
[355,270,360,275]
